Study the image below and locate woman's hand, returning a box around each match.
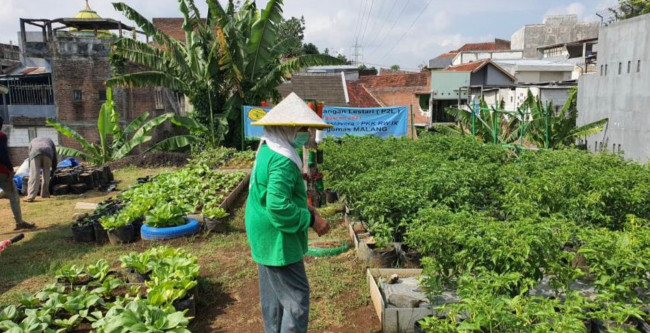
[309,207,330,236]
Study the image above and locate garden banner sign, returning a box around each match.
[243,105,409,139]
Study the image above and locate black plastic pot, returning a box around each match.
[414,320,426,333]
[107,224,136,245]
[71,223,96,243]
[173,287,197,318]
[325,190,339,204]
[367,245,398,268]
[93,221,109,244]
[132,218,144,240]
[124,268,149,283]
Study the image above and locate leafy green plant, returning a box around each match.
[87,259,110,283]
[202,206,229,220]
[55,265,86,284]
[144,204,188,228]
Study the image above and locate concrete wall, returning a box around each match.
[511,15,599,58]
[452,51,524,66]
[578,13,650,162]
[432,71,470,100]
[486,66,515,86]
[8,105,56,119]
[514,70,572,83]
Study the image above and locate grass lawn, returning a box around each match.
[0,166,380,333]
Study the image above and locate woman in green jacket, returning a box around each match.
[245,93,331,333]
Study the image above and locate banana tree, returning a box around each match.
[444,99,521,145]
[107,0,343,147]
[47,88,205,166]
[521,88,609,149]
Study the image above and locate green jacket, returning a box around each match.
[245,144,311,266]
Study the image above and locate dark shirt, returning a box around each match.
[0,131,12,175]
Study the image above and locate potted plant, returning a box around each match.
[202,206,229,232]
[100,215,136,245]
[71,217,96,243]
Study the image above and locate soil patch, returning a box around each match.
[107,152,190,170]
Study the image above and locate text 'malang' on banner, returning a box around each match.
[243,105,408,139]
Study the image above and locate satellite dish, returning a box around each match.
[0,85,7,94]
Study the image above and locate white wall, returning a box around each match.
[578,13,650,162]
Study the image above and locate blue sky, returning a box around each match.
[0,0,618,69]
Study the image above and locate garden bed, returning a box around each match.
[367,268,435,333]
[322,134,650,332]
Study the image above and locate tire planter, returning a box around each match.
[71,223,96,243]
[306,239,349,257]
[107,224,136,245]
[141,218,200,241]
[93,221,109,244]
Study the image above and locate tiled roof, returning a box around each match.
[152,18,187,41]
[357,72,429,89]
[445,59,490,72]
[428,52,457,69]
[346,81,381,107]
[455,39,510,52]
[277,74,348,106]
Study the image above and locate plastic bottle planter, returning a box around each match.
[140,218,200,241]
[107,224,137,245]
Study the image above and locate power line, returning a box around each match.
[369,0,411,53]
[365,0,400,48]
[379,0,434,61]
[361,0,388,47]
[353,0,368,45]
[358,0,375,47]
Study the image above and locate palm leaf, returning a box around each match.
[56,147,93,164]
[171,115,208,132]
[146,135,201,152]
[106,72,189,93]
[252,54,344,93]
[46,119,99,157]
[123,112,151,138]
[246,0,283,80]
[112,38,168,72]
[132,113,176,138]
[566,118,609,141]
[112,134,153,160]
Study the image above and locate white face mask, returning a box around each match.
[292,132,310,148]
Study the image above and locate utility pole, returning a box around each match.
[351,38,363,65]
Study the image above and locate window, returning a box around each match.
[627,61,631,74]
[638,60,641,72]
[600,65,603,76]
[605,64,608,76]
[98,90,107,101]
[618,62,622,75]
[73,90,82,102]
[154,87,164,110]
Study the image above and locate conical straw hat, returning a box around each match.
[252,92,333,129]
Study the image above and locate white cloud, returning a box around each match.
[545,2,587,20]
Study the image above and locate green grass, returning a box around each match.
[0,167,378,332]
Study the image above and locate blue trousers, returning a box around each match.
[258,261,310,333]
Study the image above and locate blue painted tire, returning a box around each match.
[141,218,200,241]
